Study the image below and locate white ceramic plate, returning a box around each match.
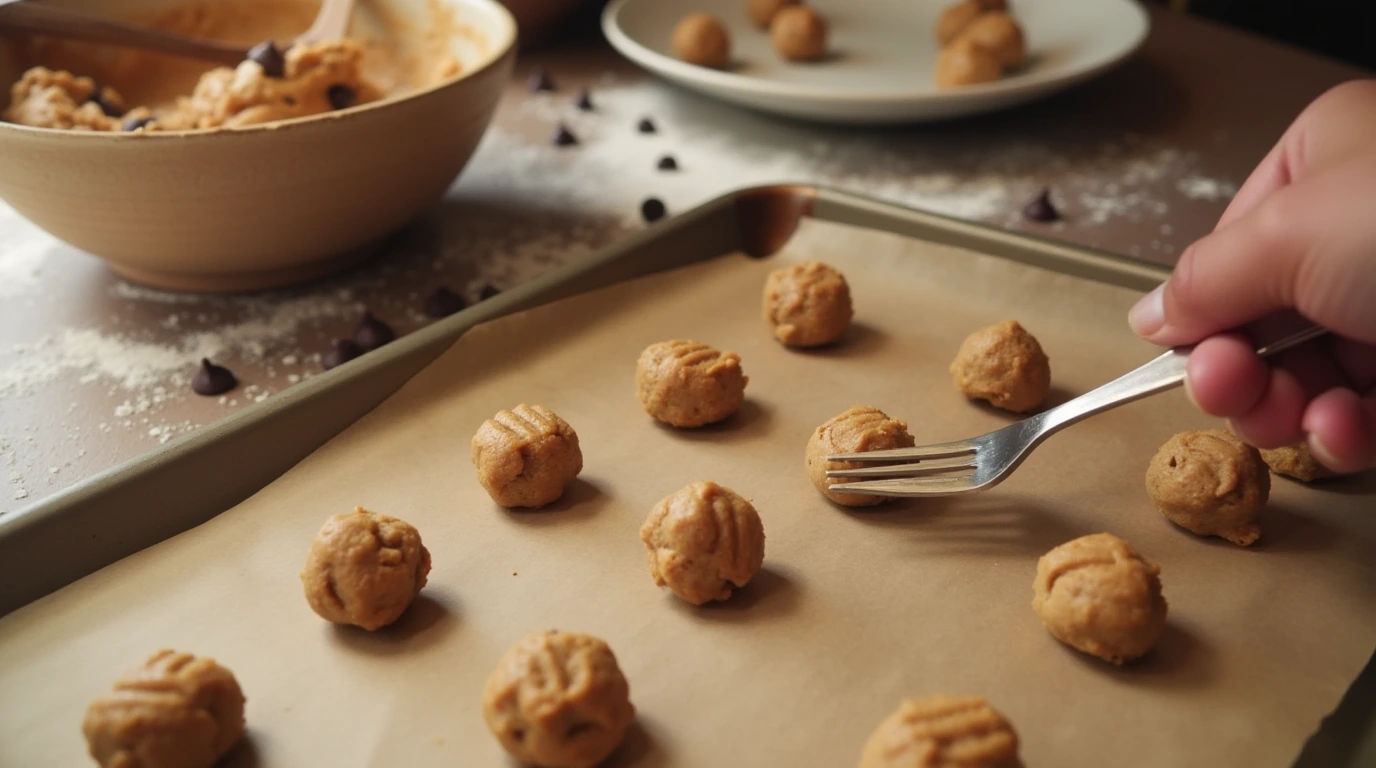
[603,0,1150,124]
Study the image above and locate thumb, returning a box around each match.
[1129,165,1376,347]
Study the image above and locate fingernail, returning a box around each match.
[1183,373,1201,411]
[1129,283,1166,337]
[1308,433,1344,473]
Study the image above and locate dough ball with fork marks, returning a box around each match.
[805,406,916,507]
[472,404,584,507]
[640,481,766,605]
[1032,532,1167,664]
[635,340,748,427]
[481,630,635,768]
[858,694,1022,768]
[82,649,246,768]
[300,506,431,630]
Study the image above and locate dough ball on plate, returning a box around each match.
[472,403,584,508]
[771,6,828,62]
[1033,532,1167,665]
[747,0,800,28]
[858,695,1021,768]
[762,261,854,347]
[482,630,635,768]
[672,13,732,69]
[935,0,1007,46]
[1259,442,1335,483]
[300,506,431,630]
[935,37,1002,88]
[956,11,1025,69]
[1146,429,1269,546]
[83,649,246,768]
[805,406,915,507]
[636,339,748,427]
[640,481,766,605]
[949,320,1050,412]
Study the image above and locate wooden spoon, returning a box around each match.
[0,0,357,66]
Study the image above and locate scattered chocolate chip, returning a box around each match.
[640,197,666,223]
[247,40,286,78]
[479,284,501,301]
[637,117,656,134]
[527,68,555,92]
[656,154,678,171]
[1022,188,1060,222]
[353,311,396,351]
[551,123,578,147]
[88,85,122,118]
[423,287,467,318]
[121,115,155,132]
[574,87,594,111]
[327,84,355,111]
[191,358,237,396]
[322,339,363,370]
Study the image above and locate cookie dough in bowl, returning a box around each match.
[0,0,517,291]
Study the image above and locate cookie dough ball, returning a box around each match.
[763,261,854,347]
[482,631,635,768]
[640,481,766,605]
[748,0,801,28]
[300,506,431,630]
[949,320,1050,412]
[83,650,246,768]
[935,38,1003,88]
[858,695,1021,768]
[806,406,916,507]
[935,0,1007,46]
[636,340,748,428]
[1146,429,1269,546]
[1260,442,1335,483]
[672,13,732,69]
[956,11,1025,69]
[472,404,584,508]
[1033,533,1167,665]
[771,6,828,62]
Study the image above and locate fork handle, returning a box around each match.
[1042,324,1330,433]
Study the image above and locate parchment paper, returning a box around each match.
[3,218,1375,768]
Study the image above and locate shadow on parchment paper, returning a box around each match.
[1062,622,1218,690]
[327,593,459,656]
[602,718,671,768]
[843,497,1082,558]
[1303,469,1376,496]
[653,400,773,443]
[788,322,889,360]
[221,731,262,768]
[666,565,802,623]
[958,384,1080,423]
[1253,505,1341,555]
[501,478,608,525]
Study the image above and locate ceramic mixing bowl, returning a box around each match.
[0,0,516,291]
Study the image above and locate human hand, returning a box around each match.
[1128,80,1376,474]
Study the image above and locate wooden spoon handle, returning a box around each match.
[0,2,247,65]
[294,0,356,45]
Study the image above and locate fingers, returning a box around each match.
[1183,336,1268,418]
[1303,389,1376,473]
[1227,368,1306,449]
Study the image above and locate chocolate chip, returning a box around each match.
[423,287,467,318]
[479,284,501,301]
[528,68,555,92]
[191,358,237,396]
[322,339,363,370]
[656,154,678,171]
[640,197,666,223]
[353,311,396,351]
[551,123,578,147]
[637,117,656,134]
[88,85,122,118]
[327,84,355,111]
[121,115,155,132]
[1022,188,1060,222]
[247,40,286,78]
[574,87,593,111]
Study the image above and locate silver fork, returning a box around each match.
[824,325,1329,498]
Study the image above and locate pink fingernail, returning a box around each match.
[1308,433,1345,474]
[1129,283,1166,337]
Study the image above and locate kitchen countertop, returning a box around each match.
[0,6,1368,514]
